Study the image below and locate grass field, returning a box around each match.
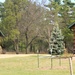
[0,54,75,75]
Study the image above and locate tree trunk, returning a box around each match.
[25,28,28,54]
[14,39,19,54]
[30,43,32,52]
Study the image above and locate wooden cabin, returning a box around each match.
[0,30,4,54]
[69,22,75,54]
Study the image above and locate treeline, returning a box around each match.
[0,0,74,54]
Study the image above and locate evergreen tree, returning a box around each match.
[49,22,65,55]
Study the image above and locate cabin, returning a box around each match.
[69,22,75,54]
[0,30,4,54]
[69,22,75,32]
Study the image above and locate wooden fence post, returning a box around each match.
[69,57,73,75]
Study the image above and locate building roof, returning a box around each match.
[68,22,75,29]
[0,30,4,37]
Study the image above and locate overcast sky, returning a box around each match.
[0,0,5,3]
[0,0,49,4]
[0,0,75,3]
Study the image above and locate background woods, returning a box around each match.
[0,0,74,54]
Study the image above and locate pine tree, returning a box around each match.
[49,22,65,55]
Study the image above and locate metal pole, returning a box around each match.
[59,53,61,66]
[69,57,73,75]
[51,57,53,69]
[59,57,61,66]
[50,48,53,69]
[37,50,39,68]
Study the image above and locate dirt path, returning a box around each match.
[0,54,75,60]
[0,54,36,58]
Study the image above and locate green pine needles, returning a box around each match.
[49,22,65,55]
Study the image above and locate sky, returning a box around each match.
[0,0,49,4]
[0,0,5,3]
[0,0,75,3]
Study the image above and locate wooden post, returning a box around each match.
[69,57,73,75]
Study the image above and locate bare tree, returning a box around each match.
[18,1,45,53]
